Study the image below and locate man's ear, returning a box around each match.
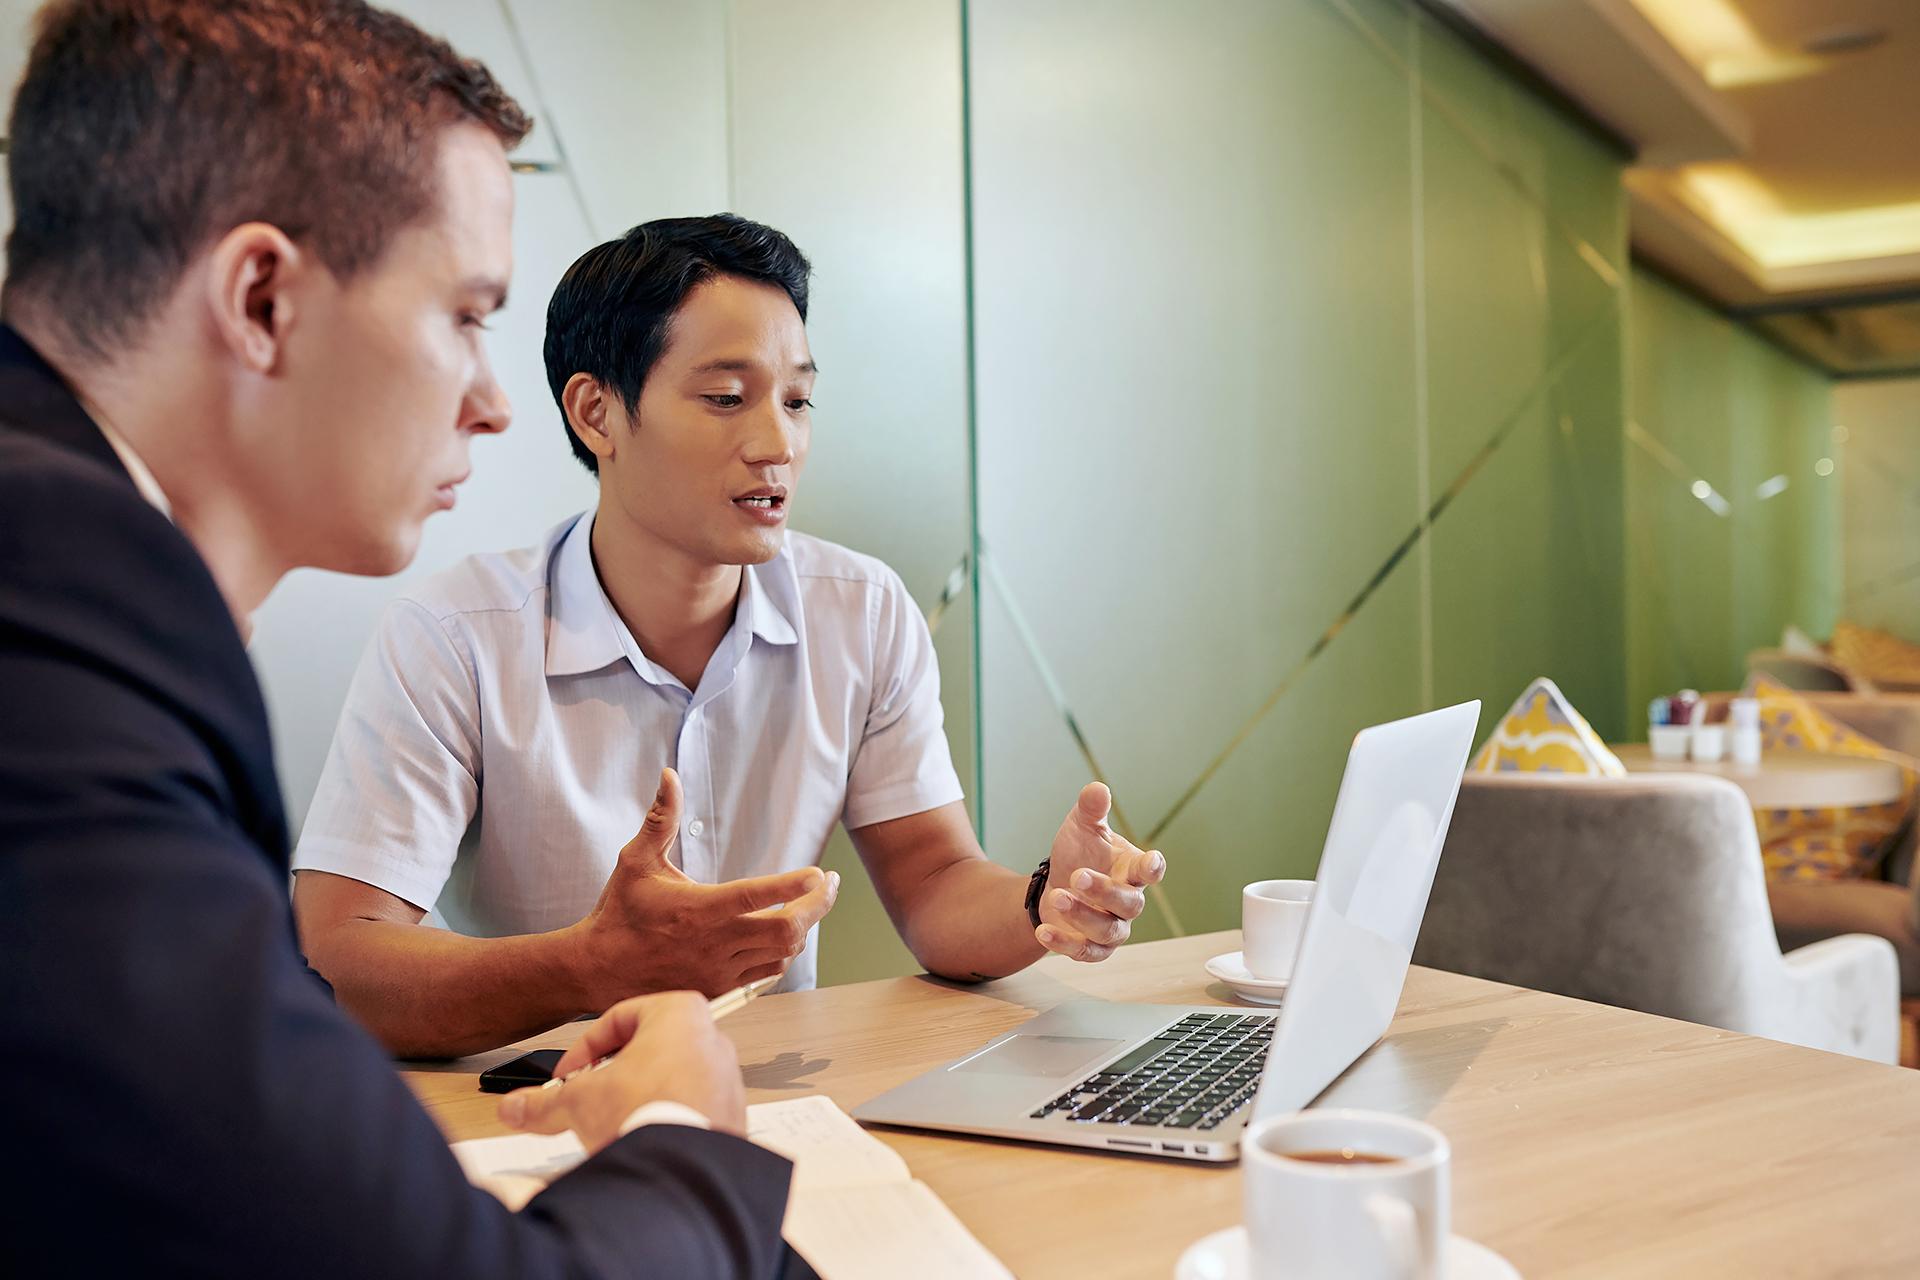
[202,222,305,374]
[562,373,621,467]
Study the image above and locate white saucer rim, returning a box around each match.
[1174,1223,1519,1280]
[1204,950,1291,992]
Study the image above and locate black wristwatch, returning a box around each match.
[1025,858,1053,928]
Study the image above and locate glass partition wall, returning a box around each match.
[967,0,1629,949]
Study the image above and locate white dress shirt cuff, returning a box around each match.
[617,1101,714,1136]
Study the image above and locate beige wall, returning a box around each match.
[1835,377,1920,639]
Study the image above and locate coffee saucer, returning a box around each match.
[1204,951,1290,1005]
[1175,1224,1520,1279]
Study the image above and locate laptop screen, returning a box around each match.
[1252,701,1480,1118]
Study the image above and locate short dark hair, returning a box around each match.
[543,214,812,475]
[2,0,532,357]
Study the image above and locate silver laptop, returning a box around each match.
[854,701,1480,1163]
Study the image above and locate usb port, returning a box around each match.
[1162,1143,1185,1153]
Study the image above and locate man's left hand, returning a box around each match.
[1035,782,1167,962]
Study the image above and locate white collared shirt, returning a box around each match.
[293,512,963,991]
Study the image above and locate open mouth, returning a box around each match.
[732,486,789,521]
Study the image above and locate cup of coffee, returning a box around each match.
[1242,879,1313,982]
[1244,1108,1450,1280]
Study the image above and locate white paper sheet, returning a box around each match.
[746,1094,912,1194]
[784,1180,1014,1280]
[449,1095,1012,1278]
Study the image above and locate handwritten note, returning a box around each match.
[747,1094,910,1193]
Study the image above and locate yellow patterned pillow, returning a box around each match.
[1470,678,1625,776]
[1747,675,1920,882]
[1831,621,1920,687]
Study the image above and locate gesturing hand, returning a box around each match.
[571,768,839,1007]
[1035,782,1167,963]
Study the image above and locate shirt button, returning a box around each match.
[687,819,705,837]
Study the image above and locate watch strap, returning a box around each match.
[1025,858,1052,929]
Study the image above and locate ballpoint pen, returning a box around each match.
[540,973,782,1090]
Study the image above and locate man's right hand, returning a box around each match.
[569,767,839,1009]
[497,992,746,1148]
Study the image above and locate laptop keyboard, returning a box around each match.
[1028,1012,1275,1131]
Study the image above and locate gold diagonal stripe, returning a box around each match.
[1141,300,1620,849]
[923,551,972,637]
[494,0,598,237]
[1624,420,1696,484]
[1322,0,1623,295]
[1625,421,1732,515]
[980,550,1187,939]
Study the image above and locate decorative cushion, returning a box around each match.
[1469,678,1625,776]
[1747,675,1920,882]
[1832,621,1920,687]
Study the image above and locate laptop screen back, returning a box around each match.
[1252,701,1480,1118]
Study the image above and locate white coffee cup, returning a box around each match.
[1244,1109,1451,1280]
[1242,879,1313,982]
[1648,724,1690,760]
[1690,724,1727,763]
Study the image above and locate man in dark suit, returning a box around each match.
[0,2,796,1275]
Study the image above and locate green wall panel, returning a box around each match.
[968,0,1423,936]
[1627,268,1837,732]
[966,0,1629,936]
[1418,2,1628,739]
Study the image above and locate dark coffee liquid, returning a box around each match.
[1282,1148,1402,1166]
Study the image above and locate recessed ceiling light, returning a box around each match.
[1674,166,1920,269]
[1628,0,1828,87]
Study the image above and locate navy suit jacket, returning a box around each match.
[0,325,798,1277]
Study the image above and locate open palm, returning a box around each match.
[1034,782,1167,962]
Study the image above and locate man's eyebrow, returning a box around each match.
[686,358,821,376]
[463,277,509,310]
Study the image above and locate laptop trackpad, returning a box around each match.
[949,1034,1126,1078]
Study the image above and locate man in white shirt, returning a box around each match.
[293,215,1169,1057]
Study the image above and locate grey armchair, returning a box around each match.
[1415,772,1900,1063]
[1746,648,1859,692]
[1805,689,1920,761]
[1704,689,1920,984]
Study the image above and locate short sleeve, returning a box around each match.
[841,570,966,830]
[292,599,482,911]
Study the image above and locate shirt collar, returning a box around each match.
[95,417,173,518]
[545,512,799,682]
[739,551,800,648]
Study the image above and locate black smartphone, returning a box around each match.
[477,1048,565,1094]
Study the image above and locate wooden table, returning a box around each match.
[406,932,1920,1279]
[1615,743,1906,808]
